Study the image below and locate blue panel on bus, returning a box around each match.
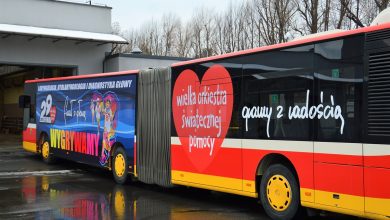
[35,74,137,167]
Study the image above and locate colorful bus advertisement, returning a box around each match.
[35,75,137,168]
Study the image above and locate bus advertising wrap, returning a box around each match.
[36,75,137,167]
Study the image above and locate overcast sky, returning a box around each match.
[95,0,243,31]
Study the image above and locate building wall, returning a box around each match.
[0,0,111,33]
[119,57,183,71]
[3,87,23,105]
[104,55,188,72]
[0,89,3,128]
[0,36,110,74]
[2,87,23,117]
[104,55,120,72]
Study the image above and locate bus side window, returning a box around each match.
[314,36,363,142]
[242,71,313,140]
[240,45,314,141]
[24,83,37,124]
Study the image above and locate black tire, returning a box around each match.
[41,136,55,164]
[260,164,300,220]
[112,147,129,184]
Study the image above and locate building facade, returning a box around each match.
[0,0,125,133]
[0,0,190,134]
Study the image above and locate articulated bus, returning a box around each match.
[19,22,390,220]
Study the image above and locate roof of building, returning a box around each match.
[50,0,112,9]
[0,23,127,44]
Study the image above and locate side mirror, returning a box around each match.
[19,95,31,108]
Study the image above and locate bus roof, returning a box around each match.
[172,22,390,67]
[25,69,139,84]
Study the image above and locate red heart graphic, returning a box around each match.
[172,65,233,172]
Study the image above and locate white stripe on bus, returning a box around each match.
[314,142,362,156]
[241,139,313,153]
[27,123,36,129]
[221,138,241,149]
[363,144,390,156]
[171,137,390,156]
[171,137,181,145]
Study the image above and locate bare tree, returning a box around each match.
[340,0,364,28]
[214,12,226,54]
[340,0,389,28]
[112,0,390,58]
[243,1,257,49]
[294,0,321,34]
[331,0,349,29]
[274,0,296,42]
[253,0,295,45]
[375,0,390,11]
[175,21,192,57]
[161,13,180,56]
[137,19,162,55]
[121,29,138,53]
[189,10,203,57]
[322,0,332,31]
[224,3,237,52]
[189,7,215,58]
[111,22,127,54]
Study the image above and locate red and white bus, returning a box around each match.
[19,22,390,220]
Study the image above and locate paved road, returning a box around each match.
[0,135,360,220]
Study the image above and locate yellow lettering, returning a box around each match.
[61,130,66,150]
[50,129,57,148]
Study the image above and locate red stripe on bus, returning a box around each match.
[364,167,390,199]
[172,144,390,198]
[314,153,363,166]
[171,145,242,179]
[242,148,314,189]
[171,145,314,189]
[364,155,390,169]
[23,128,36,143]
[314,162,364,197]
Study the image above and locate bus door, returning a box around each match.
[20,83,37,153]
[313,37,364,213]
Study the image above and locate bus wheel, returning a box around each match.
[112,147,128,184]
[41,139,54,164]
[260,164,300,220]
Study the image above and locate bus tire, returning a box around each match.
[260,164,300,220]
[112,147,128,184]
[41,137,54,164]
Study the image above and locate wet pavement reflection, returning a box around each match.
[0,167,268,220]
[0,135,360,220]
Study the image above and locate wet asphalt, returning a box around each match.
[0,135,361,220]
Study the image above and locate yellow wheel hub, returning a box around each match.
[115,154,126,177]
[266,174,292,211]
[42,142,50,159]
